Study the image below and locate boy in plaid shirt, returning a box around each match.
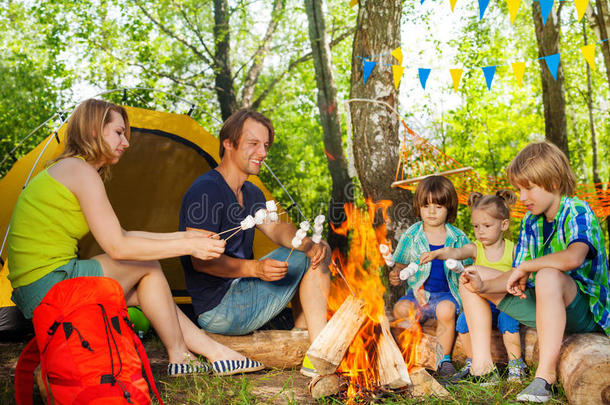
[459,142,609,402]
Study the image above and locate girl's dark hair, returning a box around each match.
[414,175,459,223]
[467,189,517,220]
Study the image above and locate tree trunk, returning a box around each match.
[213,0,238,120]
[349,0,413,306]
[305,0,354,251]
[587,0,610,88]
[532,2,569,159]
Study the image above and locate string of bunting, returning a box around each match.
[350,0,591,26]
[358,38,606,92]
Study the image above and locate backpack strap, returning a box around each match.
[131,329,165,405]
[14,339,40,405]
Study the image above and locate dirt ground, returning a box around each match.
[0,335,317,405]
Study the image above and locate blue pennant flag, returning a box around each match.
[363,60,377,84]
[543,53,560,80]
[481,66,497,90]
[478,0,491,20]
[418,68,431,90]
[421,0,425,4]
[540,0,554,24]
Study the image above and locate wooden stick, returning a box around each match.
[391,167,473,188]
[224,227,242,241]
[285,247,295,262]
[186,225,241,238]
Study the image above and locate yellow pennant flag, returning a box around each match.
[581,44,596,70]
[450,69,463,92]
[506,0,521,23]
[392,65,405,90]
[350,0,357,7]
[574,0,589,21]
[391,47,403,66]
[450,0,459,11]
[511,62,526,86]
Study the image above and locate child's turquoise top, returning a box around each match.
[393,221,472,307]
[513,195,610,336]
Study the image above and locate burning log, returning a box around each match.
[306,295,367,375]
[409,367,450,398]
[376,316,410,388]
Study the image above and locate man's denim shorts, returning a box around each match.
[197,247,310,335]
[398,289,458,323]
[456,301,520,334]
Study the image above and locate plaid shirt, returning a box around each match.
[513,196,610,336]
[393,221,472,307]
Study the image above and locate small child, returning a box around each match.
[460,142,609,403]
[421,190,527,382]
[389,175,472,378]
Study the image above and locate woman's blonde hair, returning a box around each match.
[50,99,130,179]
[506,142,576,196]
[468,190,516,220]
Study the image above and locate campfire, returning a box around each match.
[307,201,445,401]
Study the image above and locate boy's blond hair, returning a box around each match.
[506,142,576,196]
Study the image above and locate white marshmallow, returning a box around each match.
[311,234,322,244]
[379,244,389,255]
[299,221,310,231]
[268,212,279,222]
[314,214,326,225]
[240,215,256,230]
[313,223,324,234]
[254,209,267,225]
[446,259,465,273]
[384,257,395,267]
[399,263,418,280]
[291,236,302,248]
[296,229,307,239]
[265,200,278,212]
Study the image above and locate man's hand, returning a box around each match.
[305,240,330,269]
[506,268,528,299]
[254,259,288,281]
[460,268,483,294]
[389,269,401,286]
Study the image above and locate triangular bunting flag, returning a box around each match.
[512,61,526,86]
[350,0,358,7]
[543,53,560,80]
[581,44,596,70]
[506,0,521,23]
[392,65,405,89]
[362,60,377,84]
[450,69,463,93]
[478,0,491,19]
[481,66,497,90]
[418,68,431,90]
[574,0,589,21]
[450,0,458,11]
[421,0,426,4]
[540,0,554,25]
[391,47,403,66]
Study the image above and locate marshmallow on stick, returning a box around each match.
[379,244,395,267]
[240,215,256,230]
[400,263,418,280]
[310,215,325,245]
[446,258,465,274]
[254,209,267,225]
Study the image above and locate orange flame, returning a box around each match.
[328,200,422,400]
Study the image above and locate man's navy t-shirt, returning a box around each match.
[179,169,266,316]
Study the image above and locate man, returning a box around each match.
[179,109,330,376]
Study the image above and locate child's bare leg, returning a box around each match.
[460,283,494,375]
[502,332,521,361]
[435,300,456,357]
[393,300,416,329]
[534,268,578,384]
[459,332,472,359]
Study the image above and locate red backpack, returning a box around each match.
[15,277,164,405]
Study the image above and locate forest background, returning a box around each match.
[1,0,609,248]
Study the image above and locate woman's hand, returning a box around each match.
[187,234,226,260]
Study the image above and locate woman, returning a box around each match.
[7,99,263,376]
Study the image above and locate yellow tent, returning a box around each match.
[0,105,280,332]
